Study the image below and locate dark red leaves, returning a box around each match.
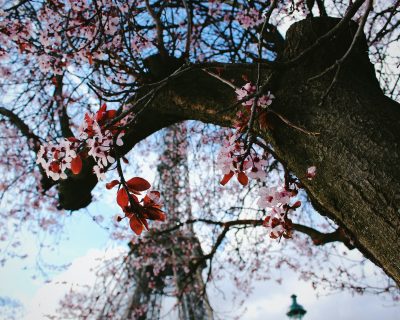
[220,171,234,186]
[117,188,129,208]
[291,200,302,209]
[130,216,144,235]
[143,191,160,206]
[71,155,82,175]
[84,113,93,127]
[127,177,151,192]
[106,109,117,119]
[87,53,93,65]
[106,180,120,190]
[144,207,166,221]
[220,171,248,186]
[111,176,165,235]
[95,104,118,126]
[237,172,248,186]
[122,156,129,164]
[67,137,80,143]
[95,103,107,122]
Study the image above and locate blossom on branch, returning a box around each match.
[37,104,125,181]
[217,134,268,186]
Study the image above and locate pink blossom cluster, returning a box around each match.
[217,134,268,185]
[236,8,264,29]
[37,106,125,181]
[257,186,295,238]
[306,165,317,180]
[256,165,317,239]
[235,83,275,108]
[79,113,124,180]
[36,139,79,181]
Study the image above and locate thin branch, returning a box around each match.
[0,107,41,151]
[268,109,321,136]
[181,0,192,58]
[145,0,167,57]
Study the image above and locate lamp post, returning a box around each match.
[286,294,307,319]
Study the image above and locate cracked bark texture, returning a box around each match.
[56,18,400,284]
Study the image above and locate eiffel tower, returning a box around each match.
[105,123,214,320]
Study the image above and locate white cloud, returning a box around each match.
[23,247,124,320]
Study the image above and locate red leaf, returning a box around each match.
[143,195,150,205]
[99,103,107,113]
[140,217,149,230]
[312,238,322,245]
[71,155,82,175]
[95,103,107,122]
[237,172,248,186]
[122,156,129,164]
[220,171,234,186]
[87,53,93,65]
[129,216,144,235]
[106,180,120,190]
[67,137,80,143]
[144,207,166,221]
[291,200,301,209]
[84,113,93,126]
[263,216,271,226]
[117,188,129,208]
[143,191,160,206]
[19,42,28,53]
[106,110,117,119]
[126,177,151,192]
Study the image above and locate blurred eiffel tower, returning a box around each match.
[104,123,214,320]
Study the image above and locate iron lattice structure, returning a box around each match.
[113,123,213,320]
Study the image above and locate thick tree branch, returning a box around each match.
[292,223,355,249]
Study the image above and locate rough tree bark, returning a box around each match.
[56,18,400,284]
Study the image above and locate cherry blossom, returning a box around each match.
[256,186,300,239]
[37,104,125,181]
[263,207,292,239]
[257,186,292,209]
[237,8,264,29]
[217,134,268,186]
[36,139,80,181]
[307,166,317,180]
[235,83,275,109]
[93,165,106,181]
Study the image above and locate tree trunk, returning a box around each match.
[57,18,400,285]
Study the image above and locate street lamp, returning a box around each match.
[286,294,307,319]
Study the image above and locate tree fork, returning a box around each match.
[53,18,400,284]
